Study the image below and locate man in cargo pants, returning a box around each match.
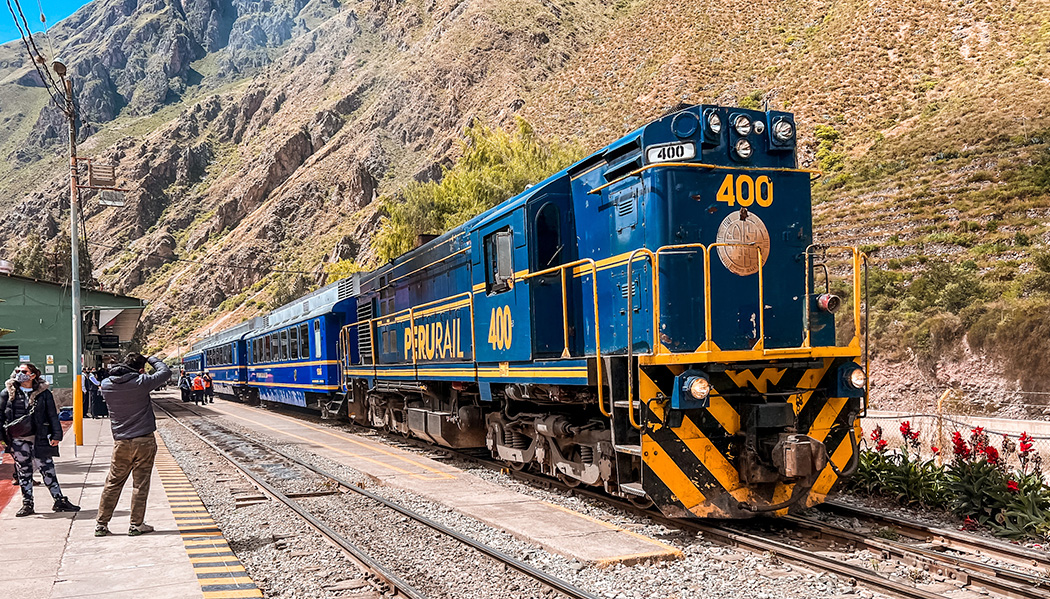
[95,353,171,537]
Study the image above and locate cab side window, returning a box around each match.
[484,228,514,294]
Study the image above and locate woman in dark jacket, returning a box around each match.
[0,363,80,516]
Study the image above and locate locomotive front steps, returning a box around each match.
[614,444,642,456]
[619,482,647,497]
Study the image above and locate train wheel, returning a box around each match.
[557,472,581,488]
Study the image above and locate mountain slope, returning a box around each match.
[1,0,1049,408]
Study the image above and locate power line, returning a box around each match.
[86,240,312,275]
[6,0,70,117]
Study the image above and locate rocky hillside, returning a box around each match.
[1,0,1049,414]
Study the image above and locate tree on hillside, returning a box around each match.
[269,274,311,310]
[11,234,96,287]
[374,118,581,262]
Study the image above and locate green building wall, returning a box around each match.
[0,274,145,406]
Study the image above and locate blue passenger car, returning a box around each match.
[196,321,252,401]
[181,351,204,376]
[244,277,359,411]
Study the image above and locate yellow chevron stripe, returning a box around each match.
[809,419,862,504]
[646,393,747,505]
[790,358,833,415]
[725,367,786,393]
[705,395,740,435]
[641,433,708,514]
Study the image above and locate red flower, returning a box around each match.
[984,445,1000,465]
[951,431,971,458]
[1006,480,1020,493]
[972,426,984,436]
[870,425,883,444]
[876,439,888,452]
[931,446,940,454]
[899,421,921,441]
[1019,432,1034,455]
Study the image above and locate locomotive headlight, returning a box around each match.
[753,120,766,134]
[734,139,753,159]
[772,119,795,142]
[733,115,752,136]
[687,376,711,400]
[848,368,867,390]
[707,112,722,135]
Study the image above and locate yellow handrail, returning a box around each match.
[516,258,607,417]
[625,248,655,430]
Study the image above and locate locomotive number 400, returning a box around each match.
[488,305,514,350]
[716,174,773,208]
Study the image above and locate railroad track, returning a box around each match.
[156,399,600,599]
[360,424,1050,599]
[818,500,1050,573]
[197,400,1050,599]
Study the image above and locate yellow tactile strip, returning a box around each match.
[155,436,264,599]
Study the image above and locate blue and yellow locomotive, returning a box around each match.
[195,104,868,519]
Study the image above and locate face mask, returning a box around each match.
[14,372,31,383]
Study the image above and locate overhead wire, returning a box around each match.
[33,0,56,59]
[86,237,310,275]
[6,0,67,113]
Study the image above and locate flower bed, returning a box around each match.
[850,422,1050,540]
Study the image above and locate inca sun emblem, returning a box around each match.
[715,208,771,276]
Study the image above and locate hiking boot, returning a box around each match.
[15,501,34,517]
[52,496,80,512]
[94,523,110,537]
[128,523,154,536]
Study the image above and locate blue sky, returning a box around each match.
[2,0,92,45]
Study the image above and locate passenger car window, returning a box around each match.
[299,323,309,358]
[290,327,299,359]
[313,320,321,357]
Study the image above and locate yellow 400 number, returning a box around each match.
[488,305,513,350]
[716,174,773,207]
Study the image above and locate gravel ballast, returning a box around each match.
[156,408,1005,599]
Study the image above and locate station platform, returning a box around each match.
[193,394,682,566]
[0,416,260,599]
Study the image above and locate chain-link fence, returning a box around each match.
[860,410,1050,471]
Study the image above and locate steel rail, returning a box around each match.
[201,400,1045,599]
[156,401,427,599]
[159,400,601,599]
[786,515,1050,599]
[820,500,1050,571]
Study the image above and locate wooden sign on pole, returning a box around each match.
[88,163,116,187]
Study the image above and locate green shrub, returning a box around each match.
[374,118,581,262]
[739,90,764,110]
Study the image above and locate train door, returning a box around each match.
[472,209,531,364]
[526,184,578,358]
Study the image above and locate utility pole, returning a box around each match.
[53,61,85,446]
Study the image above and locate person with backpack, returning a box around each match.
[95,352,171,537]
[0,363,80,517]
[191,372,205,405]
[203,371,214,403]
[178,369,192,402]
